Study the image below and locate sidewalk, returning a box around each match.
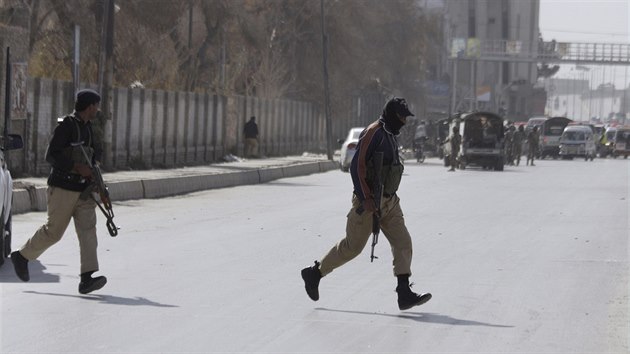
[11,154,338,215]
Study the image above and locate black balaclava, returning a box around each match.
[379,97,414,135]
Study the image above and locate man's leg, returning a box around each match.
[73,197,99,274]
[301,195,372,301]
[319,196,373,276]
[20,187,77,260]
[74,196,107,294]
[379,195,431,310]
[252,139,259,157]
[378,196,412,276]
[13,187,77,282]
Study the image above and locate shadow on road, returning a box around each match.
[0,260,61,283]
[23,290,179,308]
[316,307,513,328]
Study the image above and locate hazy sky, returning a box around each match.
[539,0,629,43]
[538,0,630,88]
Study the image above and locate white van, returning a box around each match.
[558,125,596,161]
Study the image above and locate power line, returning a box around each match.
[542,28,628,37]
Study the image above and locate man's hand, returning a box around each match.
[74,163,93,178]
[362,198,377,213]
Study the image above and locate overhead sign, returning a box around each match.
[451,38,466,58]
[476,86,491,102]
[466,38,481,58]
[506,41,522,55]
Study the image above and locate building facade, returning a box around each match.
[442,0,542,121]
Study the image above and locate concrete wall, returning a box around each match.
[12,78,327,176]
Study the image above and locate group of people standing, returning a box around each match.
[503,124,540,166]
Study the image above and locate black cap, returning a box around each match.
[75,89,101,111]
[384,97,414,118]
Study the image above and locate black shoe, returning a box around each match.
[301,261,322,301]
[396,284,432,310]
[11,251,29,282]
[79,274,107,294]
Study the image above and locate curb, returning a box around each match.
[12,160,338,215]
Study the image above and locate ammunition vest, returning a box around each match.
[365,134,404,196]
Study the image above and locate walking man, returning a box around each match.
[513,125,525,166]
[527,126,540,166]
[300,97,432,310]
[446,126,461,171]
[243,116,259,158]
[11,89,107,294]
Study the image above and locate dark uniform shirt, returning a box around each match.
[46,114,101,192]
[244,120,258,139]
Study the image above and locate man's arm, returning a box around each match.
[350,122,381,202]
[45,121,74,171]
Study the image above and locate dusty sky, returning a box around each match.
[539,0,630,88]
[539,0,629,43]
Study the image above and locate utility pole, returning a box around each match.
[72,25,80,95]
[97,0,115,167]
[450,58,458,115]
[320,0,333,161]
[4,47,11,138]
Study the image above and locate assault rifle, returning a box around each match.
[370,151,384,262]
[73,142,119,237]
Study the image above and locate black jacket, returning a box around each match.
[244,120,258,139]
[46,114,101,192]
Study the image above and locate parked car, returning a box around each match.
[338,127,364,172]
[0,134,24,268]
[599,126,617,158]
[444,111,505,171]
[612,127,630,159]
[558,125,596,160]
[540,117,572,159]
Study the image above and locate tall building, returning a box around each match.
[442,0,542,121]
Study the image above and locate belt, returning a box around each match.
[51,169,87,184]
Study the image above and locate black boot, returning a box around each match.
[301,261,322,301]
[396,275,431,310]
[79,271,107,294]
[11,251,30,282]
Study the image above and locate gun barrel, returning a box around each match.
[369,151,384,262]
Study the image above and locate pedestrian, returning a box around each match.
[512,125,525,166]
[300,97,432,311]
[527,126,540,166]
[243,116,259,158]
[504,125,515,165]
[445,126,461,171]
[11,89,107,294]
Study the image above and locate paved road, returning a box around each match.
[1,157,628,353]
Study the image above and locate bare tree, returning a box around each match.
[21,0,441,126]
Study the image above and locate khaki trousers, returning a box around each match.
[20,186,99,274]
[319,194,413,277]
[245,138,258,157]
